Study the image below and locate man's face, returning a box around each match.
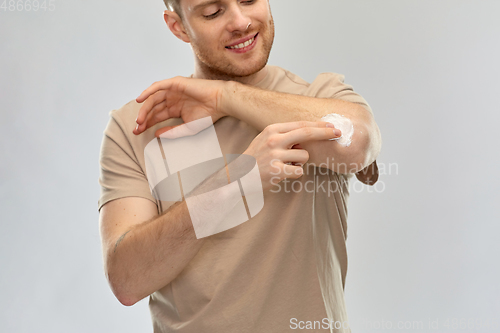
[179,0,275,78]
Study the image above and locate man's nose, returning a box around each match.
[226,6,251,33]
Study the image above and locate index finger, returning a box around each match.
[281,125,342,148]
[135,77,180,104]
[274,121,335,133]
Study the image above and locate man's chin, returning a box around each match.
[227,57,269,77]
[195,50,270,80]
[205,62,266,80]
[231,65,266,78]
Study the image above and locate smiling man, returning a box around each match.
[174,0,274,80]
[98,0,381,332]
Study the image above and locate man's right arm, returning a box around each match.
[100,152,252,306]
[99,197,204,306]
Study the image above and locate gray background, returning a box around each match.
[1,0,499,332]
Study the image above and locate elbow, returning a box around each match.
[104,258,141,307]
[108,272,141,307]
[117,295,138,307]
[333,127,370,173]
[351,121,381,172]
[114,284,139,307]
[115,293,138,307]
[320,107,381,174]
[366,124,382,167]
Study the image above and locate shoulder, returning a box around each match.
[268,66,372,112]
[105,99,142,136]
[261,65,309,94]
[263,66,353,97]
[102,99,156,158]
[103,99,184,152]
[307,72,349,97]
[273,66,310,87]
[309,72,372,111]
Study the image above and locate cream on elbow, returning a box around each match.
[321,113,354,147]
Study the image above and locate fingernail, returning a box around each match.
[325,123,335,128]
[334,129,341,136]
[135,124,139,131]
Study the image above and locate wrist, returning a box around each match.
[219,80,241,118]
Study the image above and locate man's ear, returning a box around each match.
[164,10,190,43]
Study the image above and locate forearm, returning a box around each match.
[107,200,203,306]
[106,163,240,306]
[224,82,349,129]
[222,82,381,172]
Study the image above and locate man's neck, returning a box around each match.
[192,64,268,87]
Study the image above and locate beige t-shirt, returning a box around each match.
[98,65,372,332]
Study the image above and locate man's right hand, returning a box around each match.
[243,121,341,191]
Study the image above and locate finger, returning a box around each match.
[275,120,334,133]
[267,162,304,185]
[282,164,304,179]
[135,78,178,104]
[135,101,169,135]
[281,126,341,148]
[149,99,168,118]
[279,149,310,165]
[135,104,162,134]
[136,90,167,125]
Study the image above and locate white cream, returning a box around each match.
[321,113,354,147]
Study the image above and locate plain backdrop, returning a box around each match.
[1,0,499,332]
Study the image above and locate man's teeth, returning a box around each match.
[228,37,254,49]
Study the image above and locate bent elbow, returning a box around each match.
[116,293,138,307]
[108,275,140,307]
[351,122,380,172]
[105,263,140,307]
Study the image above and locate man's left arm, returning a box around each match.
[221,81,382,175]
[134,77,381,177]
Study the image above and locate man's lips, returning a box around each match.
[225,33,258,50]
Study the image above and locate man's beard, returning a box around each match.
[192,17,275,80]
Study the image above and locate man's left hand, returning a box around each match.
[134,77,227,137]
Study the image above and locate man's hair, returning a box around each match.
[163,0,183,19]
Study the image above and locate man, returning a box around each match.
[98,0,381,332]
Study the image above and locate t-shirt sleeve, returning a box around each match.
[97,111,157,212]
[307,72,373,115]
